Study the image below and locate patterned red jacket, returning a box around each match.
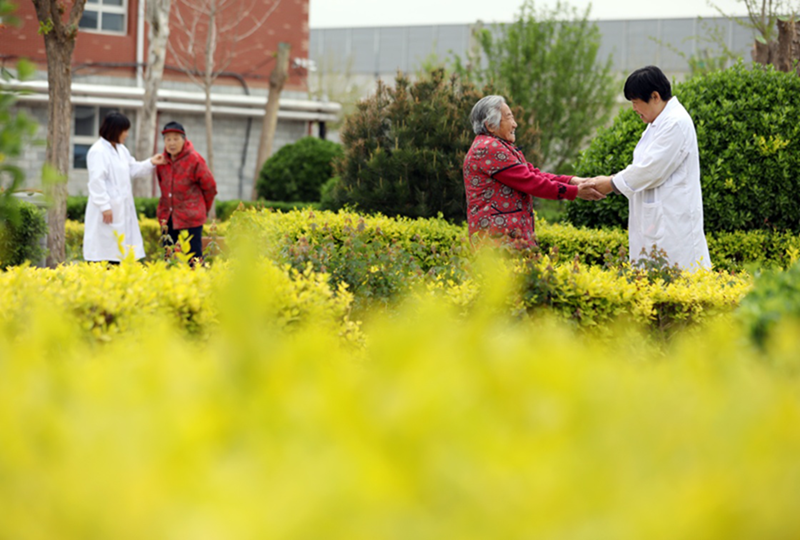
[463,134,576,245]
[156,139,217,229]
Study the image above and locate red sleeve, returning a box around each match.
[493,163,578,201]
[194,157,217,212]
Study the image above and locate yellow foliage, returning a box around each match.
[1,272,800,537]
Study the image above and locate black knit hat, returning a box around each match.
[161,121,186,136]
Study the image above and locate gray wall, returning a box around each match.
[310,17,755,78]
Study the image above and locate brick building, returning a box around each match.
[0,0,339,200]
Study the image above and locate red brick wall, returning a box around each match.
[0,0,308,90]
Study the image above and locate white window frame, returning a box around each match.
[78,0,128,36]
[72,106,121,170]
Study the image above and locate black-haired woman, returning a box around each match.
[83,112,166,263]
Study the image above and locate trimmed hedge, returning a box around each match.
[0,257,358,342]
[256,136,342,202]
[226,208,751,329]
[0,201,47,268]
[65,218,228,263]
[67,196,319,223]
[215,200,320,222]
[568,62,800,232]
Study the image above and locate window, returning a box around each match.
[79,0,127,34]
[73,106,120,169]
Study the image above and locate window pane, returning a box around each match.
[74,144,91,170]
[74,106,96,136]
[87,0,99,3]
[101,13,124,32]
[103,0,123,5]
[78,10,98,29]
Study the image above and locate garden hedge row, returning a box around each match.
[66,196,319,222]
[225,209,751,330]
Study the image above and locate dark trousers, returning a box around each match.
[166,218,203,260]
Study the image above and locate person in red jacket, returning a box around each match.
[156,121,217,261]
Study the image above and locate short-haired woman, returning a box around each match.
[463,95,604,246]
[83,111,166,263]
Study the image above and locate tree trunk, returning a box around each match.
[134,0,172,197]
[775,19,800,74]
[203,7,217,219]
[752,39,779,65]
[42,31,76,267]
[252,42,290,201]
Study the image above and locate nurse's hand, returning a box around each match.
[102,210,114,224]
[593,176,615,195]
[151,154,167,166]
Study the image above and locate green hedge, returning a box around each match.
[568,62,800,232]
[0,200,47,268]
[67,196,320,223]
[256,136,342,202]
[737,259,800,348]
[68,196,160,221]
[225,208,750,330]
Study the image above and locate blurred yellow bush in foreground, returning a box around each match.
[1,256,799,539]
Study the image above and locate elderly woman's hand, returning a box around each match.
[576,180,606,201]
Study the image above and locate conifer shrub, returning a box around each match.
[256,137,343,202]
[567,62,800,232]
[328,69,541,222]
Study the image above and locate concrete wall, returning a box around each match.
[310,17,756,82]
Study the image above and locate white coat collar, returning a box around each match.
[651,97,680,128]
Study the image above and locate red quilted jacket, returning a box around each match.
[156,140,217,229]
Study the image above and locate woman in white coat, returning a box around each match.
[83,112,166,262]
[596,66,711,272]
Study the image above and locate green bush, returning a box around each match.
[568,62,800,232]
[329,68,541,222]
[225,208,750,327]
[255,137,342,202]
[227,208,469,310]
[738,259,800,348]
[319,177,340,211]
[0,200,47,268]
[68,196,160,221]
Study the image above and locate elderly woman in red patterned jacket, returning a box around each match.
[156,121,217,261]
[463,95,604,246]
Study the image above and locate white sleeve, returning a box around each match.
[127,148,155,179]
[614,121,688,198]
[87,146,112,212]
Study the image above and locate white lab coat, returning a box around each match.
[83,138,154,262]
[614,97,711,272]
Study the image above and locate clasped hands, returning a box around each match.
[569,175,614,201]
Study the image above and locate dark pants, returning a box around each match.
[166,218,203,260]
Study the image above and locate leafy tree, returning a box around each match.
[567,62,800,233]
[0,60,38,227]
[454,0,616,174]
[329,69,541,222]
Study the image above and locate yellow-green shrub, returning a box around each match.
[0,256,356,342]
[2,279,800,538]
[65,218,228,262]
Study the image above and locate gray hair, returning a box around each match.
[470,95,506,135]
